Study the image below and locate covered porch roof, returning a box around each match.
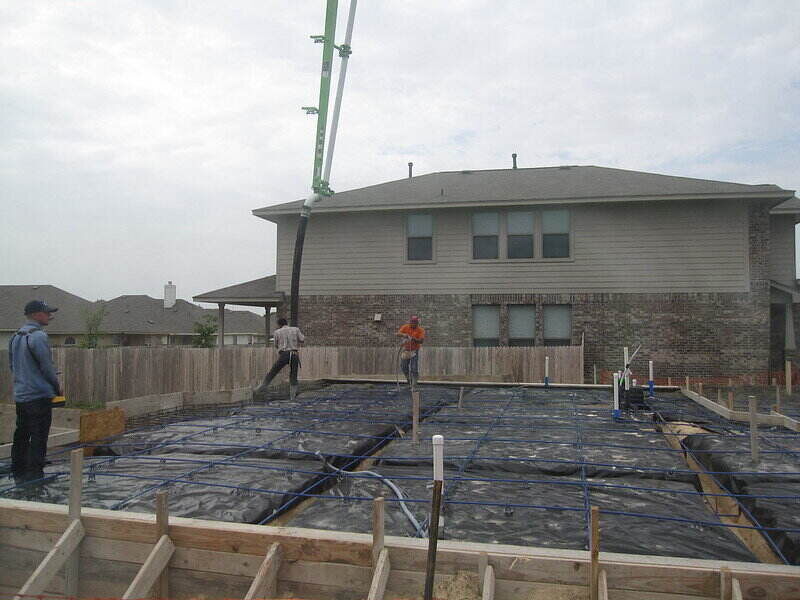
[193,275,284,308]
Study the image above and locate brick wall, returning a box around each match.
[284,200,774,380]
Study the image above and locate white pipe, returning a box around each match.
[613,372,620,418]
[322,0,357,183]
[432,435,444,482]
[648,360,654,382]
[623,347,630,390]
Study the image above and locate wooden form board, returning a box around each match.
[682,388,800,431]
[1,499,799,599]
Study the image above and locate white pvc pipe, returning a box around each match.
[613,372,620,417]
[432,435,444,482]
[623,347,630,390]
[322,0,357,183]
[545,356,550,385]
[648,360,654,382]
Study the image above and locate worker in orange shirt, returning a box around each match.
[396,315,425,387]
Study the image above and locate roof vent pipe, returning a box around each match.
[164,281,176,309]
[408,162,413,178]
[512,153,518,169]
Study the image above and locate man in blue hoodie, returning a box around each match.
[8,300,62,483]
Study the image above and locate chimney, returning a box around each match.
[164,281,176,309]
[512,153,518,169]
[408,162,413,178]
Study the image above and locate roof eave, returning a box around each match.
[252,190,794,218]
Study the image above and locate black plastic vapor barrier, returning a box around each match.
[287,465,756,561]
[0,383,458,525]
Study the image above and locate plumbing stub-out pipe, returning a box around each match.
[648,360,655,399]
[613,372,621,420]
[545,356,550,388]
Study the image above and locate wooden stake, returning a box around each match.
[717,388,722,405]
[412,391,420,444]
[14,520,85,600]
[589,506,600,600]
[372,497,385,568]
[424,435,445,600]
[727,390,734,410]
[593,364,597,385]
[749,395,760,465]
[732,577,743,600]
[698,382,703,397]
[719,567,730,600]
[65,449,83,597]
[775,385,782,414]
[458,386,464,410]
[786,360,792,395]
[482,564,495,600]
[155,491,169,600]
[244,543,282,600]
[478,552,488,592]
[667,376,672,387]
[685,375,690,389]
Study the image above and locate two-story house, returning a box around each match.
[253,165,798,379]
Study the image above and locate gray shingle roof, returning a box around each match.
[0,285,93,333]
[194,275,283,306]
[253,165,794,218]
[0,285,265,335]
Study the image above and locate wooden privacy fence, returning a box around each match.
[0,344,583,405]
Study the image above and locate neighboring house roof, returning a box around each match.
[100,295,265,335]
[0,285,265,336]
[193,275,284,307]
[0,285,94,334]
[253,165,795,219]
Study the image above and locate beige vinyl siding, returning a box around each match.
[769,215,796,286]
[276,199,749,294]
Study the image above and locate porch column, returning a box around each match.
[218,303,225,347]
[264,305,271,345]
[786,302,796,351]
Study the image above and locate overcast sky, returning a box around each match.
[2,1,799,311]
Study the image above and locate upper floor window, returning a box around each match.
[472,305,500,346]
[543,305,571,346]
[542,209,570,258]
[507,211,534,259]
[407,214,433,261]
[508,305,536,346]
[472,212,499,259]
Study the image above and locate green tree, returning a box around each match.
[79,302,107,349]
[193,315,218,348]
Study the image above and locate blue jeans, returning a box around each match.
[400,351,419,384]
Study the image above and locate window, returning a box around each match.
[407,214,433,261]
[507,211,534,259]
[509,305,536,346]
[542,209,570,258]
[543,305,571,346]
[472,305,500,346]
[472,212,499,259]
[64,336,76,346]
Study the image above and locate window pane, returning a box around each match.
[473,235,498,259]
[509,305,536,339]
[407,237,432,260]
[507,211,534,235]
[408,214,433,237]
[472,305,500,339]
[542,209,569,234]
[543,233,569,258]
[472,212,499,235]
[508,235,533,259]
[543,305,571,342]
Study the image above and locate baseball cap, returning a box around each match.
[24,300,59,315]
[409,315,420,323]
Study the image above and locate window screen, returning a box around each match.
[507,211,534,259]
[472,212,499,259]
[543,305,571,345]
[509,305,536,346]
[472,305,500,346]
[542,209,570,258]
[407,214,433,260]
